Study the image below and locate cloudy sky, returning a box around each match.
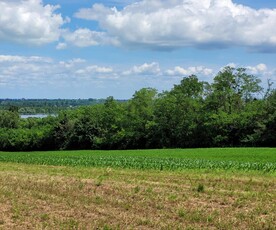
[0,0,275,99]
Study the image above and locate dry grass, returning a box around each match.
[0,163,275,229]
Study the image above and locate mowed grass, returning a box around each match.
[0,148,275,229]
[0,162,275,229]
[0,148,275,172]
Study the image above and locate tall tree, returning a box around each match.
[123,88,158,149]
[209,67,263,114]
[155,75,207,148]
[100,96,125,149]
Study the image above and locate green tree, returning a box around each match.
[208,67,263,114]
[68,106,104,150]
[204,67,265,146]
[123,88,158,148]
[0,110,19,129]
[154,75,207,148]
[100,96,125,149]
[53,112,76,149]
[259,89,276,146]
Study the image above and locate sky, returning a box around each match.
[0,0,275,99]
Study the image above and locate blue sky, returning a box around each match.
[0,0,275,99]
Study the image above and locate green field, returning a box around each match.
[0,148,275,229]
[0,148,275,172]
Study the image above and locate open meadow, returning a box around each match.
[0,148,275,229]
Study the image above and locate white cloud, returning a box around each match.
[0,55,52,63]
[62,28,119,48]
[76,65,114,75]
[222,63,268,75]
[0,0,65,45]
[0,55,117,89]
[246,63,267,74]
[75,3,114,21]
[166,66,213,76]
[59,58,86,68]
[0,55,85,88]
[245,64,276,85]
[225,63,237,68]
[56,42,67,50]
[123,62,161,75]
[0,55,274,99]
[75,0,276,51]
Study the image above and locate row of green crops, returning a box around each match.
[0,148,275,172]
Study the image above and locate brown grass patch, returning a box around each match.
[0,163,275,229]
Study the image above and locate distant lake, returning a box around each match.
[20,114,55,119]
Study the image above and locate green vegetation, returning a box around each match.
[0,67,275,151]
[0,148,275,172]
[0,98,109,114]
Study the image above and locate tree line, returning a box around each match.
[0,67,275,151]
[0,98,114,114]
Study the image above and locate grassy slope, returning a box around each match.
[0,162,275,229]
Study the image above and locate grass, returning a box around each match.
[0,148,275,228]
[0,148,275,172]
[0,162,275,229]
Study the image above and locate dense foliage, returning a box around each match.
[0,67,275,151]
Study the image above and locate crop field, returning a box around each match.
[0,148,275,229]
[0,148,275,172]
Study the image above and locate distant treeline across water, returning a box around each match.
[0,98,127,114]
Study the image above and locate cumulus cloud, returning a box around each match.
[0,0,65,45]
[74,0,276,51]
[62,28,119,47]
[166,66,213,76]
[56,42,67,50]
[246,64,267,74]
[123,62,161,75]
[75,65,114,75]
[225,63,237,68]
[59,58,86,68]
[0,55,52,63]
[222,63,268,75]
[1,55,273,98]
[0,55,84,87]
[0,56,217,90]
[0,55,118,89]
